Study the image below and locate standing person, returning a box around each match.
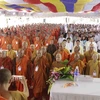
[65,38,73,53]
[0,51,12,73]
[7,44,16,60]
[33,49,49,100]
[22,36,30,47]
[30,44,36,62]
[85,36,97,52]
[22,42,31,59]
[12,36,22,51]
[47,40,56,61]
[1,33,9,50]
[58,34,64,44]
[16,49,29,91]
[73,40,84,54]
[34,36,42,50]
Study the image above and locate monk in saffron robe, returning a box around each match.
[41,46,52,100]
[33,49,49,100]
[22,41,31,59]
[86,53,99,77]
[0,51,12,73]
[51,53,65,70]
[54,42,70,61]
[30,44,36,62]
[34,36,42,50]
[6,32,13,45]
[1,33,9,50]
[61,41,70,60]
[84,44,97,74]
[7,44,16,60]
[69,46,85,64]
[22,36,30,47]
[16,49,29,91]
[84,44,97,63]
[12,36,22,50]
[69,53,85,74]
[26,57,34,100]
[41,46,52,68]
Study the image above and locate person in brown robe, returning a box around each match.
[41,46,52,100]
[1,33,9,50]
[16,49,34,99]
[32,49,49,100]
[30,44,36,62]
[22,41,31,59]
[69,53,85,74]
[16,49,29,91]
[0,51,12,73]
[51,53,65,70]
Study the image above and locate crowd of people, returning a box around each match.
[0,23,100,100]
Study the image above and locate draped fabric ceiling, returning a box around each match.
[0,0,100,13]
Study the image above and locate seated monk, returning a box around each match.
[69,46,85,64]
[86,53,99,77]
[0,68,29,100]
[0,51,12,73]
[32,49,49,100]
[51,53,65,71]
[84,44,97,63]
[54,42,70,61]
[84,44,97,74]
[69,53,85,74]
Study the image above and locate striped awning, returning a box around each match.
[0,0,99,12]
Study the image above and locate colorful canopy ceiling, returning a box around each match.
[0,0,100,13]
